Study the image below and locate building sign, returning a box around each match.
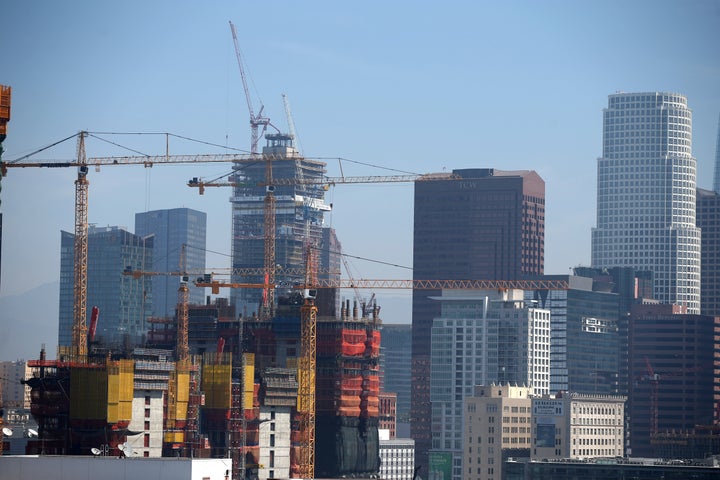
[429,451,452,480]
[533,399,563,416]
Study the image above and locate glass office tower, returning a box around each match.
[135,208,207,318]
[59,226,152,348]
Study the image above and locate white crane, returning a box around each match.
[229,21,276,154]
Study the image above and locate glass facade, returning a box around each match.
[592,92,700,313]
[429,290,550,480]
[58,226,153,348]
[135,208,207,318]
[526,276,620,394]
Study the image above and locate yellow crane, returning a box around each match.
[0,139,259,362]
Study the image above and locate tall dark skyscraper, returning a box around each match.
[411,168,545,471]
[135,208,207,318]
[592,92,700,313]
[627,303,718,457]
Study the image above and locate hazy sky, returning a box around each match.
[1,1,719,335]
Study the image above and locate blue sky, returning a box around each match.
[1,1,719,348]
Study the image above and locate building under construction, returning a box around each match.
[230,134,334,318]
[195,290,382,479]
[18,111,379,478]
[22,286,382,480]
[23,344,208,459]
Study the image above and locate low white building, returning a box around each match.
[532,392,626,460]
[379,429,415,480]
[0,456,232,480]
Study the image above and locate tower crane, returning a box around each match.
[296,245,317,479]
[0,137,259,362]
[73,133,89,362]
[188,171,460,194]
[197,276,570,294]
[229,20,276,155]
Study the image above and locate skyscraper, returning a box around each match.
[627,303,718,457]
[59,226,153,348]
[697,116,720,316]
[229,134,332,316]
[135,208,207,318]
[592,92,700,313]
[412,168,545,472]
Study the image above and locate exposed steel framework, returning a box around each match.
[188,172,461,194]
[262,156,276,320]
[72,133,89,362]
[197,278,570,294]
[298,297,317,479]
[298,246,318,478]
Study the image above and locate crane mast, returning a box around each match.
[72,132,89,362]
[176,244,190,363]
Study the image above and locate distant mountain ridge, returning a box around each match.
[0,281,59,361]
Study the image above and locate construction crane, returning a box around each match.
[73,133,90,361]
[296,245,317,479]
[0,138,260,362]
[197,277,570,294]
[262,150,276,320]
[229,20,276,155]
[188,171,460,194]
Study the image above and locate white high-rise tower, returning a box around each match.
[591,92,700,313]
